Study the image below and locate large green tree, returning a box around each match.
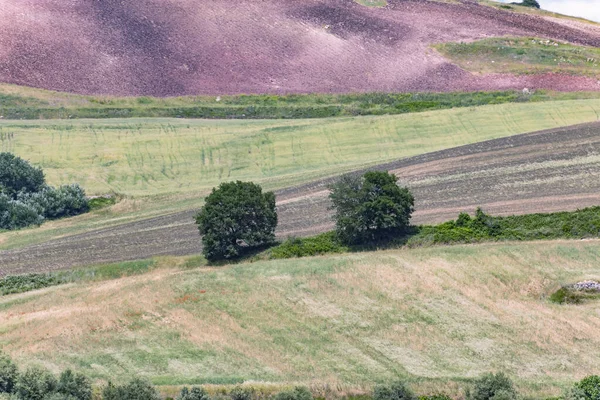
[0,152,45,198]
[329,171,414,245]
[196,181,277,261]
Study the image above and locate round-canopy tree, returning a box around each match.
[196,181,277,261]
[329,171,414,245]
[0,152,45,198]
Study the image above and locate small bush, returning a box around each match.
[56,370,92,400]
[269,232,348,259]
[0,353,18,394]
[102,379,160,400]
[16,366,57,400]
[273,387,313,400]
[469,373,517,400]
[19,185,89,220]
[177,387,210,400]
[230,387,253,400]
[0,194,44,230]
[196,181,277,261]
[374,381,415,400]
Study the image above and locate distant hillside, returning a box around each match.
[0,0,599,96]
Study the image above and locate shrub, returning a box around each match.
[574,376,600,400]
[469,373,517,400]
[56,370,91,400]
[102,378,160,400]
[373,381,415,400]
[273,387,313,400]
[0,195,44,230]
[519,0,540,8]
[230,386,253,400]
[269,232,348,259]
[0,353,18,394]
[0,274,61,296]
[329,171,414,245]
[196,181,277,261]
[0,153,45,198]
[177,387,211,400]
[19,185,89,220]
[15,366,57,400]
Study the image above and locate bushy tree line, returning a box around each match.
[2,354,600,400]
[196,171,413,262]
[0,153,89,230]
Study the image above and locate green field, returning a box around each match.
[436,37,600,76]
[1,240,599,395]
[2,98,600,251]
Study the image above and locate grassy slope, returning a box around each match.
[1,241,599,395]
[436,37,600,76]
[2,98,600,251]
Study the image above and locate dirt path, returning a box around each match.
[2,121,600,275]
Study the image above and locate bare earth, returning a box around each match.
[0,0,599,96]
[2,121,600,275]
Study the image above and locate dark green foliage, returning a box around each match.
[177,387,211,400]
[409,206,600,247]
[374,381,415,400]
[469,373,517,400]
[19,185,89,220]
[419,395,452,400]
[0,153,45,198]
[0,274,61,296]
[15,366,57,400]
[329,171,414,245]
[0,194,44,230]
[230,386,252,400]
[574,376,600,400]
[270,232,348,259]
[0,353,18,394]
[273,387,313,400]
[516,0,540,8]
[56,370,91,400]
[547,287,600,305]
[196,181,277,261]
[0,91,584,120]
[102,379,160,400]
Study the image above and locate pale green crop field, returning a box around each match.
[3,99,600,199]
[1,240,599,395]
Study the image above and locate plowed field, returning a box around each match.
[2,121,600,275]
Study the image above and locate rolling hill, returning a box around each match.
[1,0,599,96]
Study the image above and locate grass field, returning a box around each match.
[436,37,600,76]
[1,240,599,395]
[2,98,600,255]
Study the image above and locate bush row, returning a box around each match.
[0,91,544,120]
[0,153,89,231]
[269,206,600,259]
[1,353,599,400]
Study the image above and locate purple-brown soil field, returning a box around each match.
[0,0,599,96]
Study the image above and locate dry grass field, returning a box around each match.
[1,240,599,394]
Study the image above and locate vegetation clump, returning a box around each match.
[0,152,89,230]
[102,378,160,400]
[550,281,600,304]
[571,375,600,400]
[196,181,277,261]
[329,171,414,245]
[468,372,517,400]
[177,386,211,400]
[374,381,415,400]
[273,387,313,400]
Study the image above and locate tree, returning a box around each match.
[56,370,92,400]
[328,171,414,245]
[177,387,211,400]
[196,181,277,261]
[512,0,540,8]
[102,378,160,400]
[0,153,45,198]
